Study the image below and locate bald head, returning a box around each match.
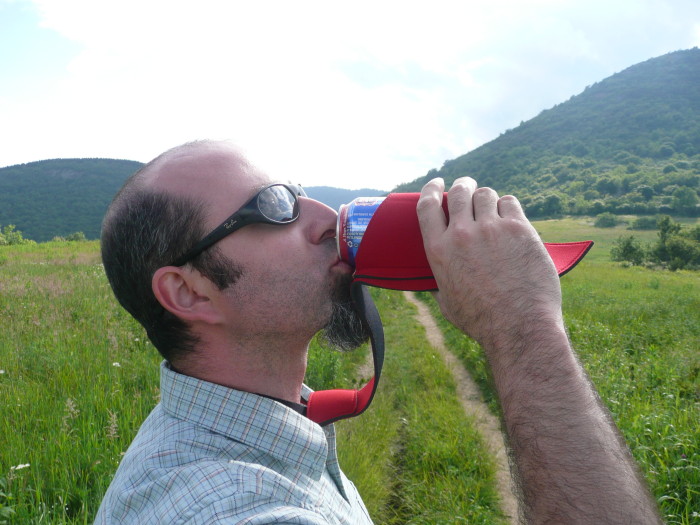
[141,141,247,191]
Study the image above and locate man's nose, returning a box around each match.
[298,197,338,244]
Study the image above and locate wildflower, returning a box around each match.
[106,410,119,440]
[0,369,5,374]
[7,463,30,482]
[112,362,121,367]
[61,398,80,433]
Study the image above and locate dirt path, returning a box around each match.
[403,291,520,524]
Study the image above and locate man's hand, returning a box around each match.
[416,176,563,355]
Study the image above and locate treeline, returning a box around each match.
[0,224,89,246]
[611,216,700,270]
[0,225,35,246]
[514,154,699,219]
[0,158,142,242]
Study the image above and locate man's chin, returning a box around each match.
[319,274,371,352]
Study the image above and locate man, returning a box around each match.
[96,140,661,523]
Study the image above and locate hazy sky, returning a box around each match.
[2,0,699,190]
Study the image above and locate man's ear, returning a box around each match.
[152,266,222,324]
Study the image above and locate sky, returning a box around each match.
[1,1,700,190]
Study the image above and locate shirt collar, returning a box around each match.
[159,361,331,479]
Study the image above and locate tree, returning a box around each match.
[649,216,700,270]
[673,186,699,214]
[0,225,34,246]
[628,216,659,230]
[637,185,655,201]
[66,231,87,242]
[594,212,619,228]
[657,215,682,242]
[665,236,700,270]
[542,193,564,216]
[611,235,645,265]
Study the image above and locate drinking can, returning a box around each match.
[337,197,386,267]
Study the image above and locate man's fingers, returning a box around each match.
[445,177,477,223]
[472,187,499,221]
[417,177,448,239]
[497,195,527,219]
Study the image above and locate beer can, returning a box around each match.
[337,197,386,267]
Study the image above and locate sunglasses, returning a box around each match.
[171,183,306,267]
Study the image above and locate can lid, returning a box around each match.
[336,203,346,260]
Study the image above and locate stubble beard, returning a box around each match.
[318,272,371,352]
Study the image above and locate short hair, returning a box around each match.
[101,159,242,363]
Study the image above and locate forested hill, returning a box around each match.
[0,159,384,242]
[395,48,700,218]
[0,158,143,241]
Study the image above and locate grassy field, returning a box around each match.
[0,242,160,524]
[0,241,504,524]
[335,289,507,524]
[1,217,698,523]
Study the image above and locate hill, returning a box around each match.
[0,158,142,242]
[395,48,700,219]
[0,159,384,241]
[303,186,386,211]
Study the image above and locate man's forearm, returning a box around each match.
[488,322,662,524]
[415,177,661,523]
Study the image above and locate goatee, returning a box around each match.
[319,274,371,352]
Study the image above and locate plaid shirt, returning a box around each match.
[95,362,373,524]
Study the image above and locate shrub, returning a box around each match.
[66,232,87,242]
[594,212,619,228]
[628,216,659,230]
[665,236,700,270]
[611,235,645,266]
[0,225,34,246]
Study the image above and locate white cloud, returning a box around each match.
[2,0,700,189]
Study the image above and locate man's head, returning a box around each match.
[101,142,246,362]
[101,140,368,367]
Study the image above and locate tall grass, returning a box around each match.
[1,242,161,523]
[335,289,507,524]
[1,242,505,523]
[0,242,368,523]
[2,222,697,523]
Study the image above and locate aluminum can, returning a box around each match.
[337,197,386,267]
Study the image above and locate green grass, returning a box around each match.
[0,242,505,524]
[335,289,507,524]
[533,215,699,264]
[2,221,698,523]
[0,242,161,523]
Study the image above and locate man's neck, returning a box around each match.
[174,335,310,404]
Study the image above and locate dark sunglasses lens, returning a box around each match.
[257,185,298,222]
